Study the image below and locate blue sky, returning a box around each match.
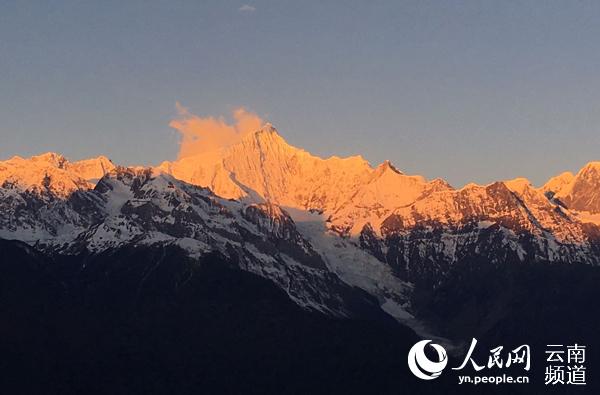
[1,1,599,186]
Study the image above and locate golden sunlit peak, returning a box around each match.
[375,160,403,175]
[258,122,276,133]
[31,152,68,167]
[580,161,600,173]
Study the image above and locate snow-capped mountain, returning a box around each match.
[157,125,453,235]
[0,157,388,318]
[0,152,114,196]
[0,153,116,243]
[541,171,575,195]
[156,124,376,211]
[551,162,600,214]
[157,124,600,271]
[1,125,600,335]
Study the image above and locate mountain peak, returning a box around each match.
[242,122,280,140]
[503,177,533,192]
[580,161,600,175]
[374,160,403,176]
[552,160,600,213]
[69,155,116,182]
[0,152,119,198]
[237,122,290,150]
[30,152,69,168]
[541,171,574,194]
[259,122,276,133]
[0,152,94,197]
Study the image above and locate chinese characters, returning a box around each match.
[545,344,586,386]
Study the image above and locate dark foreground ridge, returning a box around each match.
[1,239,598,395]
[0,240,423,395]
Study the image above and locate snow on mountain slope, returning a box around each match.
[68,155,116,182]
[553,162,600,214]
[541,171,575,195]
[0,153,94,197]
[0,164,390,318]
[328,161,453,236]
[158,124,449,236]
[291,210,411,314]
[502,177,586,243]
[371,178,600,275]
[0,152,115,197]
[379,179,554,240]
[2,128,600,333]
[0,153,116,243]
[157,124,375,214]
[538,163,600,225]
[157,124,600,271]
[283,207,453,342]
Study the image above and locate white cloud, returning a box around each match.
[238,4,256,12]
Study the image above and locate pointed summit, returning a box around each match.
[238,122,288,148]
[579,161,600,176]
[259,122,277,133]
[503,177,533,195]
[70,156,116,182]
[159,123,461,235]
[554,161,600,213]
[374,160,403,176]
[237,122,291,153]
[159,123,373,208]
[541,171,575,194]
[30,152,68,169]
[0,152,96,197]
[240,122,278,141]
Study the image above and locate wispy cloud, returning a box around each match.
[238,4,256,12]
[170,103,265,159]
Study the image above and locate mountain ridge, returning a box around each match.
[1,125,600,339]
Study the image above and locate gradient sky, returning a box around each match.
[1,1,600,187]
